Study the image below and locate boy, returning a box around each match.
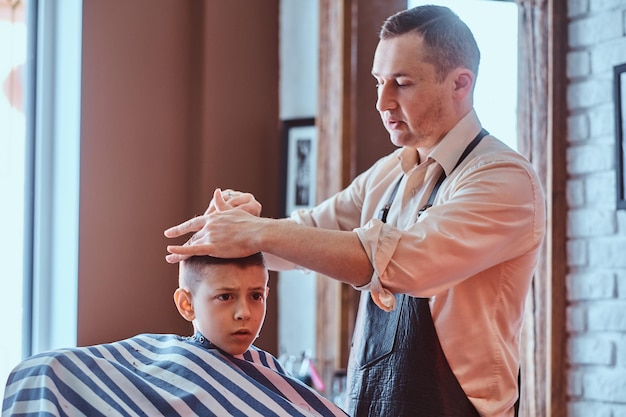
[2,254,347,417]
[174,253,269,356]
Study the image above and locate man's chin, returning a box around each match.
[389,134,412,148]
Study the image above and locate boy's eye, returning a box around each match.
[217,294,232,301]
[251,292,265,301]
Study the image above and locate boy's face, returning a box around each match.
[180,264,269,355]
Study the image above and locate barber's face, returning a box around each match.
[191,265,268,355]
[372,33,456,150]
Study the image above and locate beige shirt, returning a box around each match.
[291,110,546,417]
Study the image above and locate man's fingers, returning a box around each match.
[165,242,209,263]
[164,216,207,238]
[213,188,230,212]
[167,244,213,256]
[165,253,191,263]
[203,201,217,215]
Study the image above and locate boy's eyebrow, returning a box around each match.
[213,285,267,292]
[212,285,238,292]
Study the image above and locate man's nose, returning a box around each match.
[376,84,396,112]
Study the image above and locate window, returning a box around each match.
[408,0,519,150]
[0,0,83,400]
[0,0,27,397]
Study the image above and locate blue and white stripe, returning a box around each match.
[2,334,347,417]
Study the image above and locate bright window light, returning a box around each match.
[408,0,519,150]
[0,0,27,398]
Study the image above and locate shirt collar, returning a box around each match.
[429,110,483,176]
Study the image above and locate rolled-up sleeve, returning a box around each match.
[354,152,545,302]
[353,219,403,311]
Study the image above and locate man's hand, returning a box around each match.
[203,188,262,217]
[164,188,264,263]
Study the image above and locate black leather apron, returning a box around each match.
[347,294,481,416]
[346,130,489,417]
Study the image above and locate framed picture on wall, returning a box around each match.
[614,63,626,209]
[280,118,317,217]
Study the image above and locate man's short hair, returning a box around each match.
[179,253,266,293]
[379,5,480,82]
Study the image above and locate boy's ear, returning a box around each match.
[174,288,195,322]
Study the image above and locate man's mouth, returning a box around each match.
[386,119,403,130]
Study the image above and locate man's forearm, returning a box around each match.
[259,218,373,287]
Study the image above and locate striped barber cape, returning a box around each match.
[2,333,348,417]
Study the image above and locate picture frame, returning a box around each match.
[280,118,317,217]
[614,63,626,209]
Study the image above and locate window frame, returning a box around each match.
[24,0,83,357]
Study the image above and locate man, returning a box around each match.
[165,5,546,417]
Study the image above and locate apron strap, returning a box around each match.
[379,128,489,222]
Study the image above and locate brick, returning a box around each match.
[568,334,614,365]
[618,271,626,298]
[568,209,616,237]
[568,51,591,79]
[568,369,584,396]
[618,210,626,234]
[567,179,585,207]
[568,400,612,417]
[589,238,626,267]
[585,172,617,206]
[590,0,626,12]
[567,79,613,110]
[567,239,588,267]
[611,403,626,417]
[567,144,614,174]
[567,271,616,300]
[568,113,590,142]
[569,12,623,48]
[567,304,587,332]
[615,333,626,366]
[567,0,589,17]
[583,369,626,402]
[588,300,626,331]
[590,38,626,74]
[588,104,615,138]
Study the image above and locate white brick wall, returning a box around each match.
[567,0,626,414]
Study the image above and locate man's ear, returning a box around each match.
[174,288,195,322]
[452,68,475,100]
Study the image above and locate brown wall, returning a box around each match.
[353,1,404,175]
[78,1,280,354]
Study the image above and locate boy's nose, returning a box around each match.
[234,301,251,320]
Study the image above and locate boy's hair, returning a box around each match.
[179,253,266,294]
[379,5,480,82]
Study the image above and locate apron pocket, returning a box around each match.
[358,293,403,368]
